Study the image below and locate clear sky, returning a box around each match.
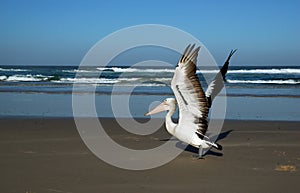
[0,0,299,66]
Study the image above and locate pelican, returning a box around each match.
[145,44,236,158]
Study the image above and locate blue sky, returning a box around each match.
[0,0,299,65]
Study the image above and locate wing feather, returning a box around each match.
[205,49,237,107]
[171,44,209,135]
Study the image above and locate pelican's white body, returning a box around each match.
[163,98,210,150]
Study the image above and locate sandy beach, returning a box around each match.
[0,118,299,193]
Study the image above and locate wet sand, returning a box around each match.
[0,118,299,193]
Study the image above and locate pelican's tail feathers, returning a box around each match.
[196,132,223,151]
[212,142,223,150]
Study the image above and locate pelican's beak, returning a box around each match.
[144,101,169,116]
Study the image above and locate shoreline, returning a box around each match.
[1,92,300,121]
[0,118,299,193]
[1,90,300,98]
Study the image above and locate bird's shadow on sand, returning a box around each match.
[174,129,234,157]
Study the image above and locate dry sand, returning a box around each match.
[0,118,299,193]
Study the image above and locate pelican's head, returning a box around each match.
[144,98,176,116]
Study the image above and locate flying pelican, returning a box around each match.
[145,44,236,158]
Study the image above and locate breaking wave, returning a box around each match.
[227,79,300,85]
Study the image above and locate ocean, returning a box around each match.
[1,65,300,120]
[1,65,300,96]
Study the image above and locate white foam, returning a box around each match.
[153,78,172,82]
[3,74,53,82]
[62,69,95,73]
[134,82,167,86]
[97,67,174,73]
[227,79,300,84]
[55,78,118,84]
[0,68,29,72]
[228,68,300,74]
[0,75,7,80]
[197,70,220,74]
[113,82,166,87]
[197,68,300,74]
[6,75,41,82]
[56,77,141,83]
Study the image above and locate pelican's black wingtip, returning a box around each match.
[229,49,238,58]
[213,142,223,151]
[231,49,237,57]
[224,48,237,65]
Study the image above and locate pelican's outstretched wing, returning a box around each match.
[171,44,209,136]
[205,49,237,107]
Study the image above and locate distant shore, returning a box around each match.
[0,118,299,193]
